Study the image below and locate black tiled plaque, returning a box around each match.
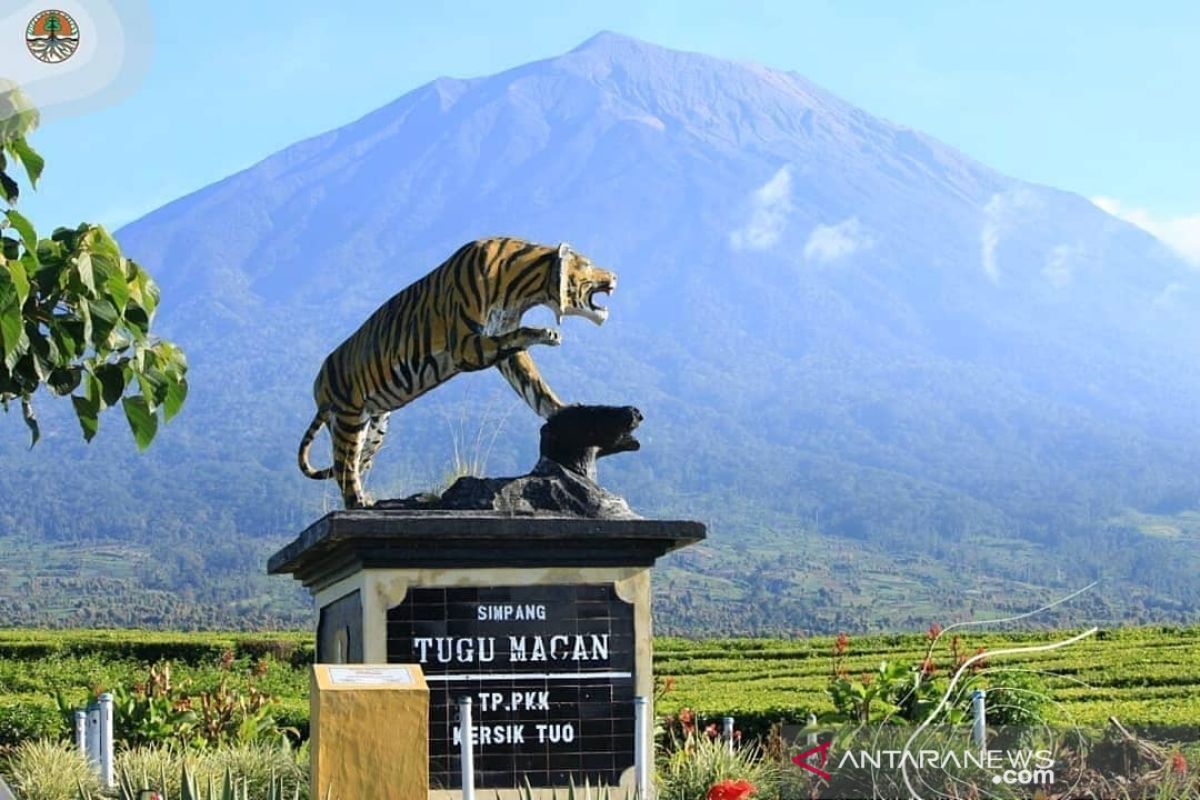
[387,584,636,789]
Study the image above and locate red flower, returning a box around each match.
[707,778,755,800]
[705,722,720,740]
[920,657,937,676]
[833,632,850,657]
[1171,751,1188,775]
[926,623,943,641]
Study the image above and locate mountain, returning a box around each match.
[3,32,1199,633]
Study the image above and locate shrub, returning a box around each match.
[658,732,779,800]
[236,639,298,664]
[0,699,64,748]
[974,669,1053,727]
[77,660,297,749]
[116,742,306,798]
[3,739,101,800]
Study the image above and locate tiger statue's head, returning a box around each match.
[552,242,617,325]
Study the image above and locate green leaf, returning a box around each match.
[86,298,118,347]
[82,369,99,404]
[121,394,157,450]
[26,324,54,381]
[4,256,30,307]
[8,137,44,189]
[104,268,130,314]
[0,276,25,365]
[0,84,40,141]
[51,319,82,359]
[3,325,29,372]
[4,209,38,262]
[48,366,80,395]
[78,299,92,345]
[0,171,17,205]
[20,395,37,446]
[124,305,150,340]
[81,227,118,290]
[75,250,95,296]
[95,362,125,407]
[129,264,159,317]
[71,392,99,442]
[163,376,188,421]
[136,368,170,410]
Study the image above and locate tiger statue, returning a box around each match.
[297,237,617,508]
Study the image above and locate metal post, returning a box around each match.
[85,703,100,767]
[73,710,86,754]
[458,696,476,800]
[807,712,818,747]
[723,716,734,753]
[971,689,986,752]
[98,693,114,788]
[634,696,650,799]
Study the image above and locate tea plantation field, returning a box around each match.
[1,625,1197,747]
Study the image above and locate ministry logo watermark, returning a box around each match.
[25,9,80,63]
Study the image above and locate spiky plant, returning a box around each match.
[5,739,101,800]
[518,775,641,799]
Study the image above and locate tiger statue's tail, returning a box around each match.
[298,406,334,480]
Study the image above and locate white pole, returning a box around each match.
[971,689,986,753]
[458,696,476,800]
[634,696,650,799]
[73,710,86,755]
[85,704,100,768]
[98,693,114,788]
[807,712,818,747]
[723,716,734,753]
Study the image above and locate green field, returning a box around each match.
[1,625,1197,748]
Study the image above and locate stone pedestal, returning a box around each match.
[269,510,704,798]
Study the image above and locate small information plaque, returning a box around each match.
[327,665,414,686]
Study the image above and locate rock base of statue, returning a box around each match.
[376,404,644,519]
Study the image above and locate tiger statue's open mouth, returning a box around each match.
[563,273,616,325]
[556,244,617,326]
[583,278,615,323]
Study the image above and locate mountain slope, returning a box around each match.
[3,32,1199,632]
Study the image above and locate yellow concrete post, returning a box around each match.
[311,664,430,799]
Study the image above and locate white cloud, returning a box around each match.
[1091,196,1200,268]
[1043,243,1079,288]
[803,217,874,263]
[980,189,1036,283]
[729,166,793,251]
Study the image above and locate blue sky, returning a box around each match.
[3,0,1198,261]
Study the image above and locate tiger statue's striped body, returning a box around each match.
[297,237,617,508]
